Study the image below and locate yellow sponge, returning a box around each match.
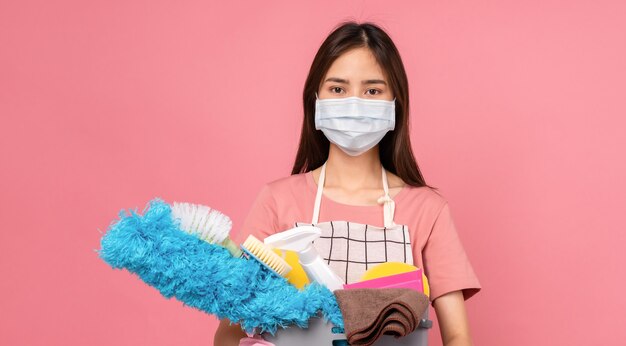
[360,262,417,280]
[272,249,310,290]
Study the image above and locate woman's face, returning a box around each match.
[318,47,394,101]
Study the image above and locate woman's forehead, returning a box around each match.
[324,47,387,82]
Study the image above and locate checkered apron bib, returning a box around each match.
[293,161,430,345]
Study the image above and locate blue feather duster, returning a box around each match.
[97,198,344,335]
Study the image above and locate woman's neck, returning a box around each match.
[324,144,383,192]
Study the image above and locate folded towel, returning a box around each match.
[334,288,429,346]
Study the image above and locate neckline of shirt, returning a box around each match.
[304,170,410,211]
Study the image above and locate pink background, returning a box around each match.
[1,0,625,345]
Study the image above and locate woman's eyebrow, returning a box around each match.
[324,77,387,85]
[362,79,387,85]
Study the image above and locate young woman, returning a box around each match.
[214,21,481,346]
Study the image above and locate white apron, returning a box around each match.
[292,161,431,345]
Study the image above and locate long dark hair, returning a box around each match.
[291,21,437,190]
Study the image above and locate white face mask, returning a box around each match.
[314,92,396,156]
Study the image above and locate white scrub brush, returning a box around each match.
[171,201,242,258]
[171,201,291,278]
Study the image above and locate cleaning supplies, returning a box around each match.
[174,201,292,279]
[344,269,423,292]
[171,201,242,257]
[358,262,430,297]
[97,198,343,335]
[172,201,291,278]
[334,288,430,346]
[242,235,291,277]
[272,249,311,289]
[264,225,345,291]
[360,262,417,281]
[261,313,348,346]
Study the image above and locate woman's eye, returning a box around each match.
[330,87,343,94]
[366,89,381,95]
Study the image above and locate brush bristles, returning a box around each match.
[242,235,291,277]
[171,202,232,244]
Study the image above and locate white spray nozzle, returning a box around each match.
[263,225,321,253]
[264,225,345,291]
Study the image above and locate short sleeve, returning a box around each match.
[422,202,481,302]
[234,184,279,244]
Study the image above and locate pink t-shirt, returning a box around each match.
[236,171,482,303]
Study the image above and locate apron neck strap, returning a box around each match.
[311,161,396,227]
[311,161,327,224]
[377,167,397,228]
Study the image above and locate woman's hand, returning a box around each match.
[238,333,275,346]
[432,290,475,346]
[213,319,248,346]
